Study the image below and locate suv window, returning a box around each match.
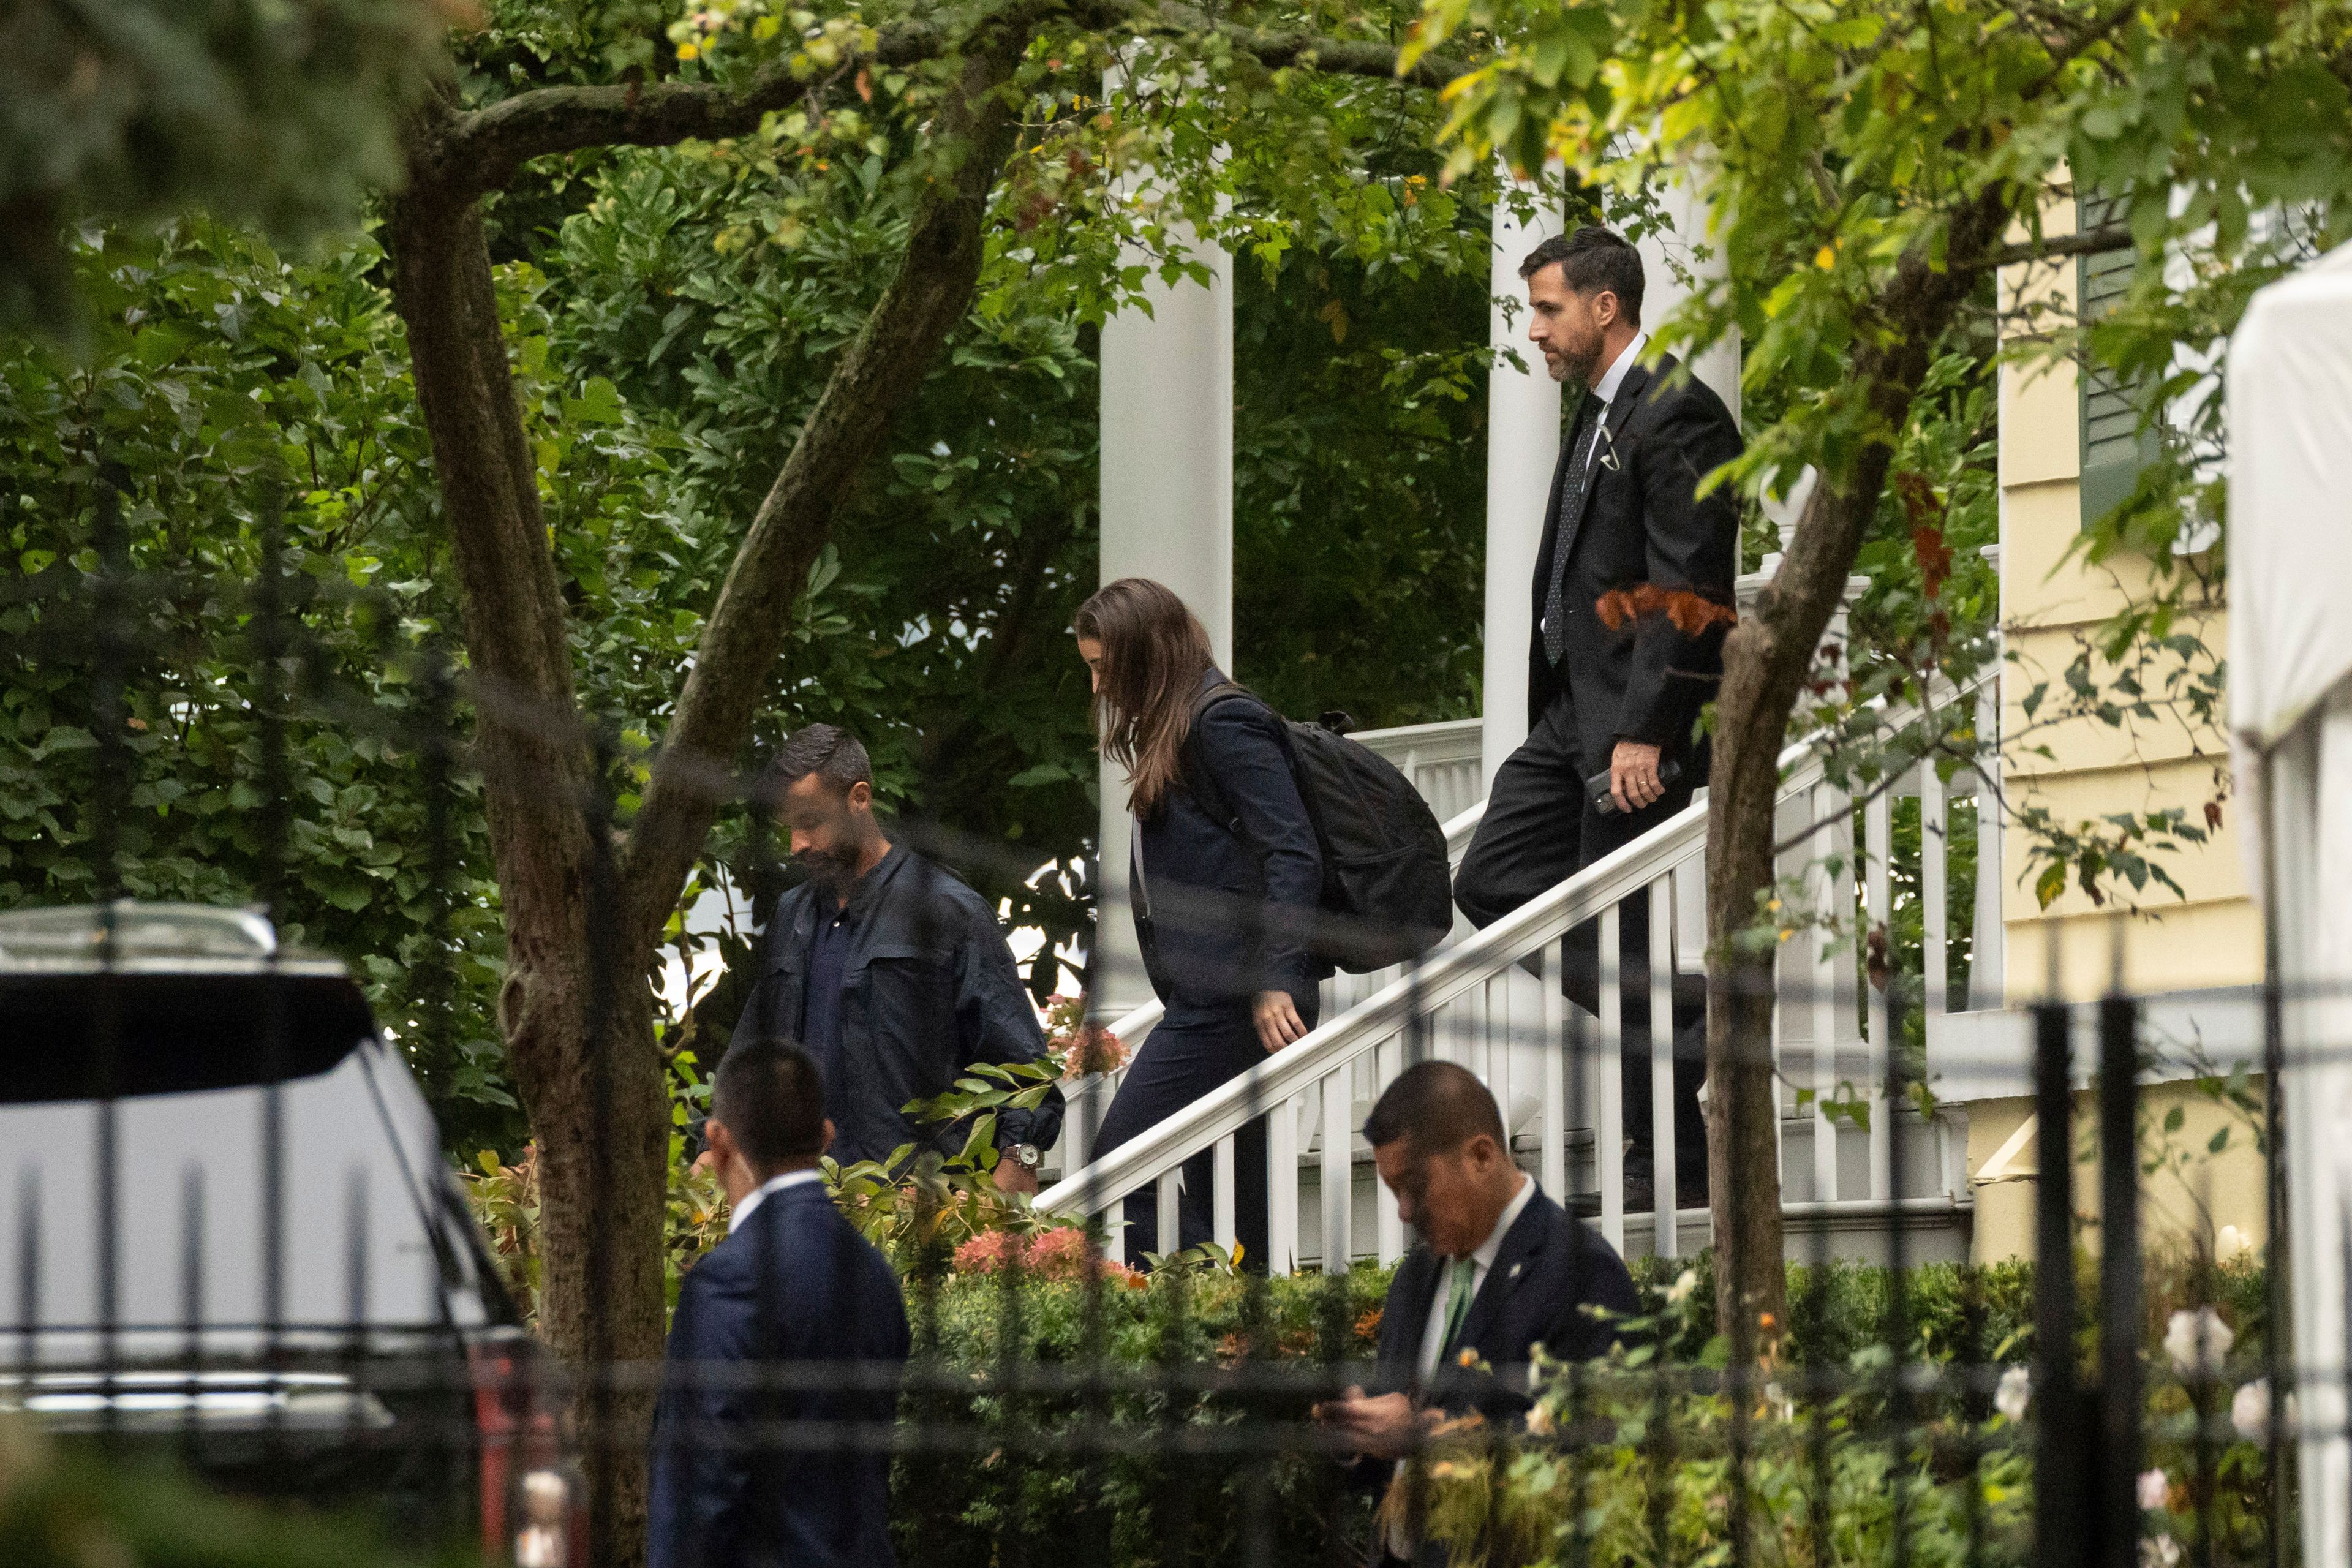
[0,973,374,1103]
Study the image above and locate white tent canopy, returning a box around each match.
[2227,237,2352,1567]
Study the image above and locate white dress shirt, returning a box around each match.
[728,1166,825,1231]
[1414,1172,1537,1379]
[1583,330,1650,473]
[1387,1173,1540,1561]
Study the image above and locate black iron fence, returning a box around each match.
[0,487,2334,1568]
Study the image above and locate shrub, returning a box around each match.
[0,1418,453,1568]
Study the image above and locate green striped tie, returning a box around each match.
[1439,1257,1476,1357]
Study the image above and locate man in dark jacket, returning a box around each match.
[1317,1061,1637,1565]
[649,1039,911,1568]
[1452,224,1742,1210]
[727,724,1063,1190]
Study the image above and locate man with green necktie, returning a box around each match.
[1316,1061,1637,1566]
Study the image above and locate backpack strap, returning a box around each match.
[1178,680,1259,837]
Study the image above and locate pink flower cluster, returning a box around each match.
[1041,994,1129,1079]
[952,1226,1145,1286]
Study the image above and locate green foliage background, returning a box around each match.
[0,53,1497,1149]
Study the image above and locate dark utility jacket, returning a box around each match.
[728,845,1063,1167]
[1526,349,1743,777]
[1130,669,1324,1012]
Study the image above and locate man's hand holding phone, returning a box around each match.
[1313,1387,1433,1460]
[1585,745,1681,817]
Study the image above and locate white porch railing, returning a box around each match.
[1349,717,1485,825]
[1043,676,2000,1271]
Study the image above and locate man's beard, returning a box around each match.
[1553,336,1601,387]
[796,845,862,892]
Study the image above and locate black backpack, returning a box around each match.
[1182,684,1455,973]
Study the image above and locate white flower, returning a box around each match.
[1995,1365,2032,1422]
[2217,1224,2248,1261]
[2165,1308,2234,1378]
[2141,1535,2180,1568]
[2232,1378,2272,1442]
[1665,1268,1698,1307]
[2138,1468,2170,1512]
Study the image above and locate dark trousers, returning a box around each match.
[1453,693,1708,1195]
[1091,996,1318,1272]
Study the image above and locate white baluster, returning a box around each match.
[1812,783,1842,1207]
[1156,1170,1181,1261]
[1375,1033,1405,1264]
[1540,940,1567,1204]
[1321,1065,1351,1275]
[1865,786,1894,1202]
[1065,1076,1096,1169]
[1104,1197,1126,1265]
[1649,876,1677,1257]
[1598,905,1624,1253]
[1268,1091,1300,1275]
[1923,763,1950,1049]
[1972,681,2003,1009]
[1770,937,1787,1189]
[1213,1133,1237,1257]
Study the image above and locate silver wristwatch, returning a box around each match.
[1005,1143,1042,1170]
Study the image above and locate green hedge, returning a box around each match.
[892,1254,2281,1568]
[0,1419,456,1568]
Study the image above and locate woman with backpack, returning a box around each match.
[1076,576,1322,1270]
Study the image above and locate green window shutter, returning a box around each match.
[2076,189,2157,529]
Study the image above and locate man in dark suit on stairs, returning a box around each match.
[1452,224,1743,1212]
[649,1039,911,1568]
[1316,1062,1637,1564]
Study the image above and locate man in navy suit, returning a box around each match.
[1316,1061,1637,1564]
[649,1039,911,1568]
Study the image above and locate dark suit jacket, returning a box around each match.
[1371,1186,1638,1425]
[1130,668,1324,1011]
[728,844,1063,1168]
[1526,349,1743,777]
[647,1181,911,1568]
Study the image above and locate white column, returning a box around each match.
[1630,173,1741,423]
[1094,208,1233,1015]
[1481,181,1567,786]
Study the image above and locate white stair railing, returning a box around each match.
[1041,674,1998,1271]
[1054,798,1487,1175]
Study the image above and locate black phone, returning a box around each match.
[1585,756,1683,816]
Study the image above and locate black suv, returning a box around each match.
[0,902,580,1565]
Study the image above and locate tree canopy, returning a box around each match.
[1408,0,2352,1344]
[1,0,448,337]
[2,15,1519,1536]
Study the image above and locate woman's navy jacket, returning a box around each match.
[1130,669,1324,1011]
[727,844,1063,1167]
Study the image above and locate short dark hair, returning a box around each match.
[1520,224,1645,324]
[769,723,872,800]
[712,1038,829,1166]
[1362,1061,1507,1156]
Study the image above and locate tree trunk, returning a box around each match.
[385,42,1024,1563]
[615,42,1025,949]
[1704,189,2013,1354]
[384,111,670,1567]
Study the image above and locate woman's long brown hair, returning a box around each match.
[1075,578,1215,816]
